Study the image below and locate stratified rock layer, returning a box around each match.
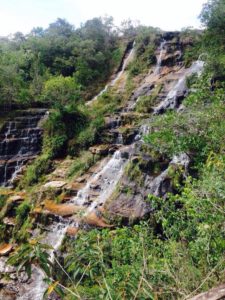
[0,109,47,186]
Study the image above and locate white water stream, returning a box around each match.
[86,41,135,106]
[127,40,166,111]
[18,149,129,299]
[2,40,205,300]
[154,60,204,114]
[154,40,166,75]
[6,42,136,300]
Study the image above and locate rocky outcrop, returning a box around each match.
[0,193,25,221]
[104,152,190,220]
[146,153,190,198]
[0,32,205,298]
[44,200,83,217]
[162,31,180,41]
[154,60,204,114]
[130,83,155,103]
[188,284,225,300]
[0,109,47,186]
[0,244,13,256]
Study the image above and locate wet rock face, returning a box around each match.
[0,109,47,186]
[130,83,155,103]
[117,40,135,73]
[104,151,190,220]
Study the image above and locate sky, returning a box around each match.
[0,0,206,36]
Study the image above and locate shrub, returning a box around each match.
[68,151,99,178]
[144,91,225,166]
[22,153,52,186]
[42,75,81,107]
[61,154,225,299]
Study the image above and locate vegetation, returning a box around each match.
[0,0,225,299]
[135,83,163,113]
[127,27,159,77]
[144,86,225,166]
[200,0,225,75]
[68,151,100,178]
[0,17,122,107]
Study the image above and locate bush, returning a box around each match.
[144,87,225,166]
[42,75,81,107]
[61,153,225,299]
[22,153,52,186]
[16,201,31,226]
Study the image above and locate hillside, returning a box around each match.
[0,1,224,299]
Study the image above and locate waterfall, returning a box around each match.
[110,41,136,86]
[116,133,124,145]
[17,223,68,300]
[2,35,207,299]
[86,41,135,106]
[0,109,48,186]
[154,60,204,114]
[17,149,129,299]
[71,149,128,209]
[154,40,166,75]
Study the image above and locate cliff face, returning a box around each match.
[0,109,47,187]
[0,31,212,299]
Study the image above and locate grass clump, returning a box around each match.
[136,83,163,113]
[68,151,100,179]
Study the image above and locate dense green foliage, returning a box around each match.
[127,27,159,77]
[200,0,225,75]
[145,84,225,166]
[0,17,121,107]
[7,240,52,278]
[59,153,224,299]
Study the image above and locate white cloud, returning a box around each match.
[0,0,206,36]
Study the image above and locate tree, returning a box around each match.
[200,0,225,75]
[120,19,140,38]
[42,75,80,107]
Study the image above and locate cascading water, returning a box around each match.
[116,133,124,145]
[125,40,166,112]
[154,40,166,75]
[154,60,204,114]
[17,223,68,300]
[0,109,48,186]
[1,34,207,300]
[18,149,130,300]
[8,42,136,297]
[71,149,129,209]
[110,41,136,86]
[86,41,135,106]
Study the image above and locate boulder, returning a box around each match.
[89,144,111,156]
[0,244,13,256]
[83,212,113,228]
[43,181,67,189]
[44,200,83,217]
[66,227,79,237]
